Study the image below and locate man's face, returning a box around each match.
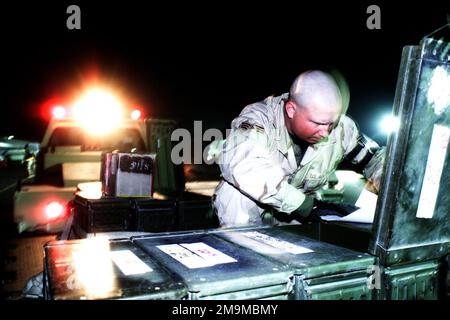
[287,100,341,144]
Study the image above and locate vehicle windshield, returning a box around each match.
[48,127,146,152]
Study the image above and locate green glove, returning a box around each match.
[291,195,315,217]
[291,197,359,223]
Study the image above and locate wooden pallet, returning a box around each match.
[3,235,57,297]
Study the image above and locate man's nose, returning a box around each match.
[318,126,330,137]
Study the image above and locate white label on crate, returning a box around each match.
[240,231,313,254]
[156,244,215,269]
[156,243,236,269]
[416,124,450,218]
[427,66,450,116]
[110,250,152,275]
[180,242,237,265]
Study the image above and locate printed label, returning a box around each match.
[110,250,152,275]
[417,124,450,218]
[157,242,237,269]
[180,242,237,265]
[241,231,313,254]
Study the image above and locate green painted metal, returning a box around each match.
[383,260,440,300]
[44,239,187,300]
[212,226,376,300]
[369,25,450,266]
[133,232,293,300]
[299,271,373,300]
[146,119,184,196]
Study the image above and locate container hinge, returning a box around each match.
[294,274,311,300]
[286,276,295,295]
[187,291,200,300]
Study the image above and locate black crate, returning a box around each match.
[131,198,177,232]
[177,196,219,231]
[73,195,133,236]
[72,192,220,237]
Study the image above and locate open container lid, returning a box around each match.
[369,23,450,266]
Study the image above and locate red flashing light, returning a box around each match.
[52,106,67,119]
[130,109,142,120]
[45,202,65,220]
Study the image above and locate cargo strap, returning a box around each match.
[345,134,380,171]
[60,208,75,240]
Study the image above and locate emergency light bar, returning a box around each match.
[49,88,143,132]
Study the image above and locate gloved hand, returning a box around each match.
[290,196,359,223]
[310,199,360,217]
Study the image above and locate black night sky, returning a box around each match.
[1,1,449,146]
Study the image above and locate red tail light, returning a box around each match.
[130,109,142,120]
[45,201,65,220]
[52,106,67,119]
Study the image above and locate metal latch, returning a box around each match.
[293,274,311,300]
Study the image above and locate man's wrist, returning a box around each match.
[292,195,315,217]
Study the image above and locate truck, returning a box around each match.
[13,88,182,233]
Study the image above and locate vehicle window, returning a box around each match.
[48,127,84,146]
[48,127,145,152]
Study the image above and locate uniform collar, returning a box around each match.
[273,93,291,155]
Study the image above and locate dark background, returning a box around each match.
[1,1,449,146]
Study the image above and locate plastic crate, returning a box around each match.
[72,195,132,237]
[178,199,219,231]
[132,198,177,232]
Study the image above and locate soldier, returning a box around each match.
[211,70,385,227]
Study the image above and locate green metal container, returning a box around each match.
[44,238,187,300]
[146,119,184,196]
[369,31,450,266]
[314,26,450,300]
[382,260,441,300]
[211,226,376,300]
[132,232,293,300]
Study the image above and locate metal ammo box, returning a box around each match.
[43,238,187,300]
[317,24,450,299]
[212,226,376,300]
[132,231,293,299]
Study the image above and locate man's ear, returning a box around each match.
[285,100,296,119]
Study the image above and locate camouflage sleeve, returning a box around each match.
[341,116,386,193]
[218,120,308,213]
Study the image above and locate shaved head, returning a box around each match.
[289,70,343,113]
[285,70,346,143]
